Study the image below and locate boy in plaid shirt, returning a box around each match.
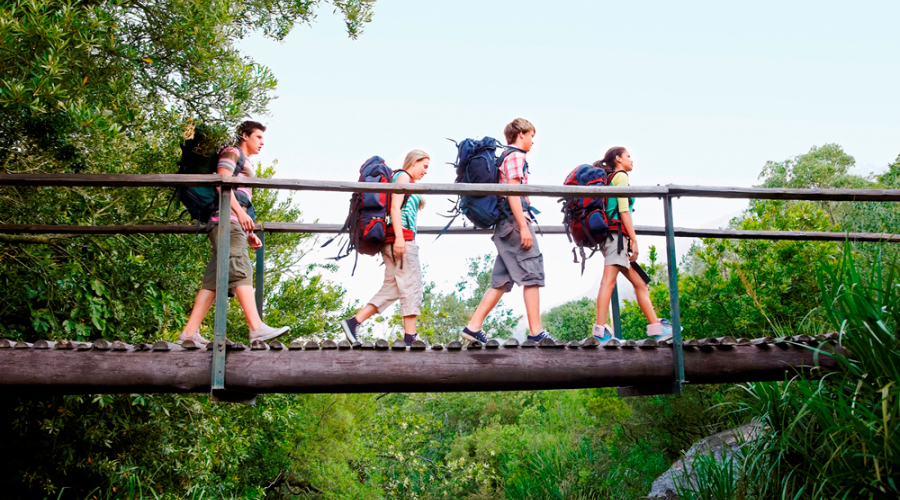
[461,118,555,344]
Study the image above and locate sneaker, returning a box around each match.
[461,326,488,344]
[340,318,360,344]
[592,324,614,342]
[250,323,291,343]
[176,332,210,346]
[647,319,674,341]
[527,330,556,343]
[404,333,417,347]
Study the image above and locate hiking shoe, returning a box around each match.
[647,319,674,341]
[527,330,556,343]
[340,317,360,344]
[461,326,488,344]
[404,333,417,347]
[592,324,614,342]
[250,323,291,343]
[176,332,210,346]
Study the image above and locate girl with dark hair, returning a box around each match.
[593,147,673,341]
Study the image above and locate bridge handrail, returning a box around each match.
[3,174,900,201]
[1,223,898,243]
[3,172,899,399]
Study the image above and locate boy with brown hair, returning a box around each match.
[461,118,555,344]
[177,120,290,345]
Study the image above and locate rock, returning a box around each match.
[646,422,761,499]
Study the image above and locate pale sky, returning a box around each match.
[242,0,900,335]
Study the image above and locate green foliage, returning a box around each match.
[392,255,520,343]
[0,0,373,342]
[542,297,595,342]
[679,245,900,500]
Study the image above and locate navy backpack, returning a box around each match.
[445,137,528,229]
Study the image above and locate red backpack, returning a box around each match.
[324,157,412,274]
[560,164,620,273]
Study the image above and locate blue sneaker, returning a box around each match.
[592,324,614,342]
[461,326,487,344]
[404,333,417,347]
[527,330,556,343]
[647,319,674,341]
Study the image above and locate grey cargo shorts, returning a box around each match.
[489,217,545,292]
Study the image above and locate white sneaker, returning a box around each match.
[176,332,210,346]
[250,323,290,343]
[647,319,675,341]
[592,324,614,341]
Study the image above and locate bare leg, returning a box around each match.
[622,265,660,324]
[234,285,262,332]
[595,265,621,326]
[523,285,542,335]
[466,287,506,331]
[355,304,379,324]
[403,315,417,334]
[180,289,216,339]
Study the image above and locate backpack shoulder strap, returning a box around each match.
[392,169,413,207]
[608,170,628,185]
[233,148,247,177]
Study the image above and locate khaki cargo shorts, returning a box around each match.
[602,231,631,270]
[201,221,254,297]
[368,240,424,317]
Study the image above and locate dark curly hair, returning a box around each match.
[237,121,266,142]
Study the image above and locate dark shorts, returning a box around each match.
[201,221,254,297]
[489,218,545,292]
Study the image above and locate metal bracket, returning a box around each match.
[211,188,231,392]
[611,284,623,339]
[255,227,265,320]
[663,195,686,394]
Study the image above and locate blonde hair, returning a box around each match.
[402,149,429,171]
[504,118,535,144]
[401,149,428,209]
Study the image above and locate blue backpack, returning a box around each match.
[446,137,525,229]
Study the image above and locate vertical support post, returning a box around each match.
[611,284,623,339]
[211,188,231,392]
[663,195,685,393]
[255,228,265,321]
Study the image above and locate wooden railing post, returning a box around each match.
[663,195,686,393]
[211,188,231,393]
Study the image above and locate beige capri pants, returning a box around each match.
[367,240,424,317]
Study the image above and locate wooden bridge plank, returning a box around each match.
[0,345,838,395]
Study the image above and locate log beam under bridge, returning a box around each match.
[0,334,839,395]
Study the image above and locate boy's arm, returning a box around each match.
[506,178,532,250]
[390,173,409,259]
[217,166,254,232]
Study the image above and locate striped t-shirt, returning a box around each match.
[390,171,421,234]
[211,146,252,223]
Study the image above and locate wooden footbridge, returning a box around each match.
[1,173,896,401]
[1,335,840,400]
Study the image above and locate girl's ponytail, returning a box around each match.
[595,147,627,174]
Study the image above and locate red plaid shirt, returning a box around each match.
[499,151,532,220]
[499,151,528,185]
